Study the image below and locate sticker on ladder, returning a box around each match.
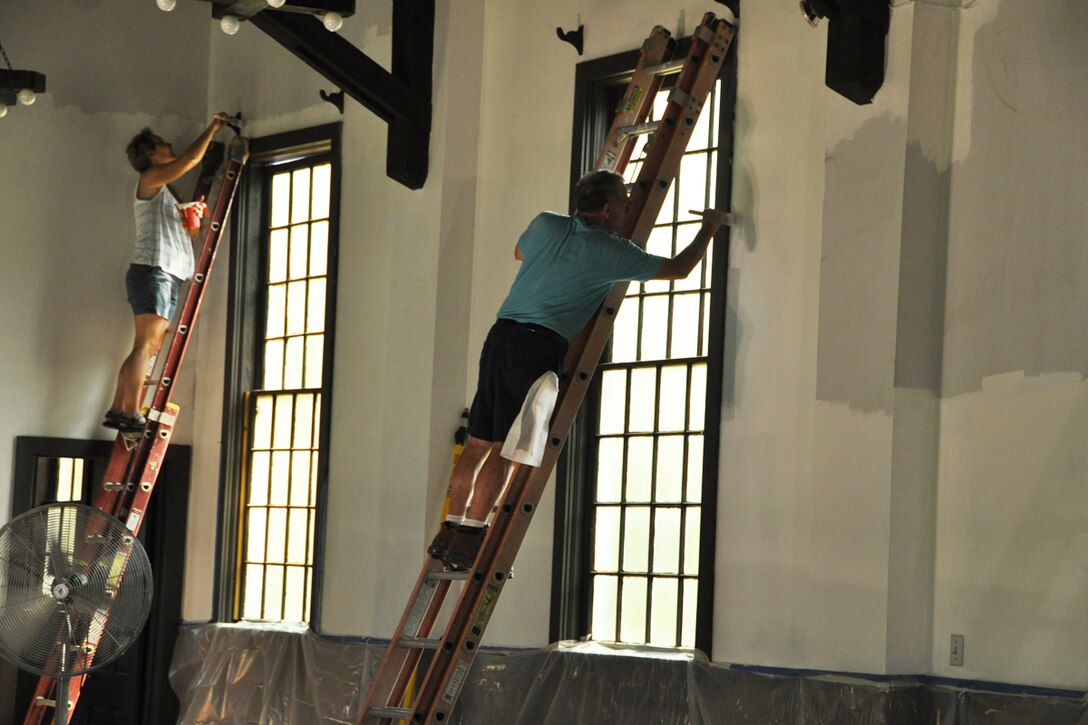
[500,371,559,466]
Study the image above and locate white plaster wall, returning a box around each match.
[933,0,1088,688]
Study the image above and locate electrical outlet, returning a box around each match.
[950,634,964,666]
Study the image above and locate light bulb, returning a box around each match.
[156,0,176,11]
[0,106,7,119]
[267,0,286,7]
[220,15,241,35]
[18,89,36,105]
[322,12,343,32]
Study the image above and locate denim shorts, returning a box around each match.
[125,264,183,319]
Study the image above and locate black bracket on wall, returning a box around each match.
[207,0,433,189]
[556,25,584,55]
[801,0,889,105]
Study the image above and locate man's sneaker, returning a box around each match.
[442,524,488,571]
[103,411,147,433]
[427,521,458,561]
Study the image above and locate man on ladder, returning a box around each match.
[428,169,729,571]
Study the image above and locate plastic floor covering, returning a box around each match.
[169,623,1088,724]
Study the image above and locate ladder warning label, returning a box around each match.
[441,661,470,704]
[625,85,645,112]
[472,584,499,636]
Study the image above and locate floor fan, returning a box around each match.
[0,503,153,724]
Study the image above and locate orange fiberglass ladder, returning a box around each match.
[358,11,736,725]
[23,131,250,725]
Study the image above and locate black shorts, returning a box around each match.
[467,319,568,443]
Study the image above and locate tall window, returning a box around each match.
[554,35,735,653]
[218,125,340,627]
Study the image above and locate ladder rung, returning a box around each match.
[644,58,685,77]
[427,570,469,581]
[617,121,658,139]
[399,636,441,650]
[369,706,411,720]
[35,697,55,708]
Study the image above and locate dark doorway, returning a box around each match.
[7,436,190,725]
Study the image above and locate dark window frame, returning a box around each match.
[551,18,737,654]
[215,123,342,632]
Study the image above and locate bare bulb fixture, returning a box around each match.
[156,0,177,11]
[266,0,286,7]
[220,15,241,35]
[0,106,7,119]
[17,88,35,105]
[322,12,343,32]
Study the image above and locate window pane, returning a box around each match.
[291,168,311,224]
[286,280,307,336]
[304,335,324,389]
[681,578,698,648]
[643,228,671,294]
[628,367,656,433]
[248,451,270,506]
[273,395,294,448]
[593,507,621,571]
[649,578,679,646]
[269,451,290,506]
[686,435,704,503]
[270,173,290,228]
[652,507,681,574]
[619,577,648,643]
[683,508,700,576]
[266,508,287,563]
[293,395,315,448]
[611,301,638,364]
[655,436,684,503]
[289,225,309,280]
[246,507,267,561]
[269,229,288,283]
[290,453,311,507]
[283,336,305,390]
[677,154,708,222]
[242,565,264,620]
[310,221,329,277]
[263,565,284,620]
[592,575,618,642]
[263,340,284,390]
[283,566,306,623]
[621,506,650,572]
[689,363,707,432]
[599,370,627,435]
[252,395,274,448]
[287,508,309,564]
[307,279,327,333]
[671,294,700,358]
[596,438,623,503]
[311,164,331,219]
[658,366,688,432]
[640,296,668,360]
[266,284,286,338]
[625,437,652,502]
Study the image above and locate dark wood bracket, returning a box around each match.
[319,88,345,113]
[556,25,584,55]
[208,0,433,189]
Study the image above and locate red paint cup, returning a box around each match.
[177,201,206,231]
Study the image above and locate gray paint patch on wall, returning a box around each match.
[893,142,949,395]
[816,116,907,414]
[941,0,1088,398]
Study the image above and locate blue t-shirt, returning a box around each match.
[496,212,665,341]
